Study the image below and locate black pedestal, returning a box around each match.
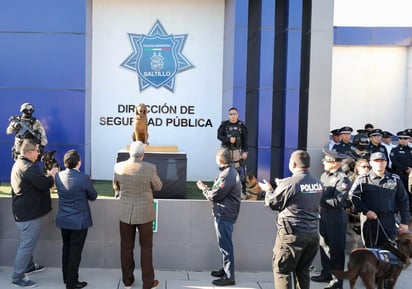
[116,151,187,199]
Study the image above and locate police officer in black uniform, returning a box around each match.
[340,134,371,179]
[368,128,389,161]
[6,103,48,160]
[350,152,410,248]
[349,134,370,158]
[390,131,412,214]
[311,149,351,289]
[333,126,353,155]
[259,150,323,289]
[217,107,248,188]
[328,129,342,151]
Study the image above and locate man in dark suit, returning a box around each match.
[55,149,98,289]
[113,141,163,289]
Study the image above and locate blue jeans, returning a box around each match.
[214,217,235,279]
[12,217,42,281]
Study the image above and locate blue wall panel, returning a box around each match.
[0,89,86,181]
[0,34,86,88]
[229,0,249,118]
[282,1,303,176]
[0,1,88,182]
[0,0,86,33]
[256,0,275,181]
[334,27,412,46]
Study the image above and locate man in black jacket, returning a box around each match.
[217,107,248,193]
[197,148,241,286]
[311,149,351,289]
[350,151,410,248]
[259,150,323,289]
[10,139,58,287]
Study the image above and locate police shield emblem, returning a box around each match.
[136,35,178,88]
[121,20,194,92]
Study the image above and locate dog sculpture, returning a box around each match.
[41,150,60,174]
[244,172,265,200]
[132,103,148,144]
[332,234,412,289]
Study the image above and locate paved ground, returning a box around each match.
[1,266,412,289]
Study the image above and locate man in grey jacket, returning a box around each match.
[197,148,241,286]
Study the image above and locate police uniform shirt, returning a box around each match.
[265,170,323,233]
[320,168,351,210]
[328,140,340,151]
[333,141,352,155]
[368,143,389,160]
[349,171,410,225]
[390,145,412,178]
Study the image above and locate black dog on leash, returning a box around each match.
[41,150,61,174]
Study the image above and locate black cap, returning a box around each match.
[370,152,387,161]
[322,148,348,162]
[353,134,369,145]
[339,126,353,134]
[381,131,393,138]
[368,128,383,137]
[396,131,410,138]
[357,129,367,134]
[405,129,412,138]
[330,129,341,136]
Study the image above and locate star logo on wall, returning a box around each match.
[121,20,194,92]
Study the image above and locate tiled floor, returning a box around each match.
[1,266,411,289]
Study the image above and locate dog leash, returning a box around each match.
[368,217,393,247]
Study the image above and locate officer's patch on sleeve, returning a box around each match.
[342,182,349,190]
[216,180,225,189]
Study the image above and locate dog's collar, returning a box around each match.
[247,182,259,189]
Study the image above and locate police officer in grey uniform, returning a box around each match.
[259,150,323,289]
[311,149,351,289]
[350,152,410,248]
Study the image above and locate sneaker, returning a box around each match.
[12,277,38,288]
[25,264,45,275]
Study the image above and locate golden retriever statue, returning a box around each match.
[132,103,148,144]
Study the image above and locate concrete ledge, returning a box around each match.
[0,198,277,271]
